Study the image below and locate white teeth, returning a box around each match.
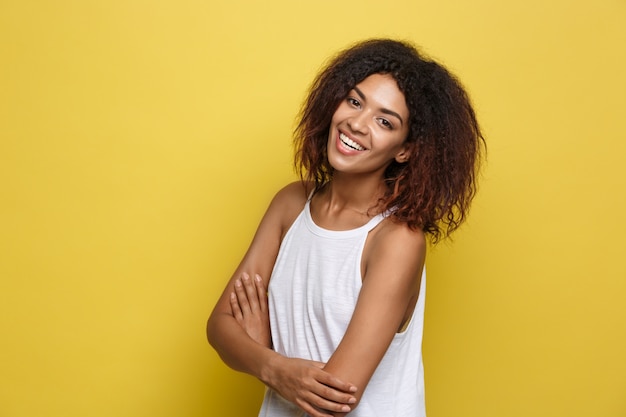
[339,133,365,151]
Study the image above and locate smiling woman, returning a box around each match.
[207,39,485,417]
[327,74,410,178]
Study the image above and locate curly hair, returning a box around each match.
[294,39,485,242]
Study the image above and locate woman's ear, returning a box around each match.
[395,148,410,163]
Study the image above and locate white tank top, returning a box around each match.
[259,198,427,417]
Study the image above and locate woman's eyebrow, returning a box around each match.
[353,86,404,126]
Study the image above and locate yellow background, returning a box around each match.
[1,0,625,416]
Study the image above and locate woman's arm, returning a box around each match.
[206,184,287,372]
[206,182,358,417]
[322,220,427,415]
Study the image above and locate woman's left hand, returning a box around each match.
[230,272,271,348]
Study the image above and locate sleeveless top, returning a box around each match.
[258,198,427,417]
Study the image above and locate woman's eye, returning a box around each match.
[347,97,360,108]
[379,118,393,129]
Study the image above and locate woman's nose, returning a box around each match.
[347,111,369,134]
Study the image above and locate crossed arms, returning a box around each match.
[206,182,425,417]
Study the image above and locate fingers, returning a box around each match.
[313,378,357,410]
[307,361,358,395]
[306,366,357,414]
[229,291,243,322]
[242,273,261,313]
[254,274,268,313]
[231,272,268,320]
[269,357,357,417]
[234,272,267,313]
[233,274,252,314]
[311,391,356,414]
[316,369,357,395]
[298,388,356,416]
[309,361,357,394]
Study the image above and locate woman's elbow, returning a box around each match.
[206,311,224,348]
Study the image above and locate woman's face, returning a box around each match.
[327,73,410,177]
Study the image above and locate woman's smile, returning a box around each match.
[338,131,366,152]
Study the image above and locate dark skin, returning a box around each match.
[207,74,426,416]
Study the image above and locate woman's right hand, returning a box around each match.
[262,355,358,417]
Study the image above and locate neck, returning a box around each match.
[319,172,387,216]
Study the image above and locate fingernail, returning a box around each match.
[341,405,351,412]
[348,397,356,404]
[242,274,249,281]
[235,279,242,287]
[255,274,262,282]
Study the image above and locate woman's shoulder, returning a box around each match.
[271,180,311,207]
[361,218,426,289]
[369,217,426,259]
[266,180,312,230]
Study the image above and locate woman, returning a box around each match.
[207,39,484,417]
